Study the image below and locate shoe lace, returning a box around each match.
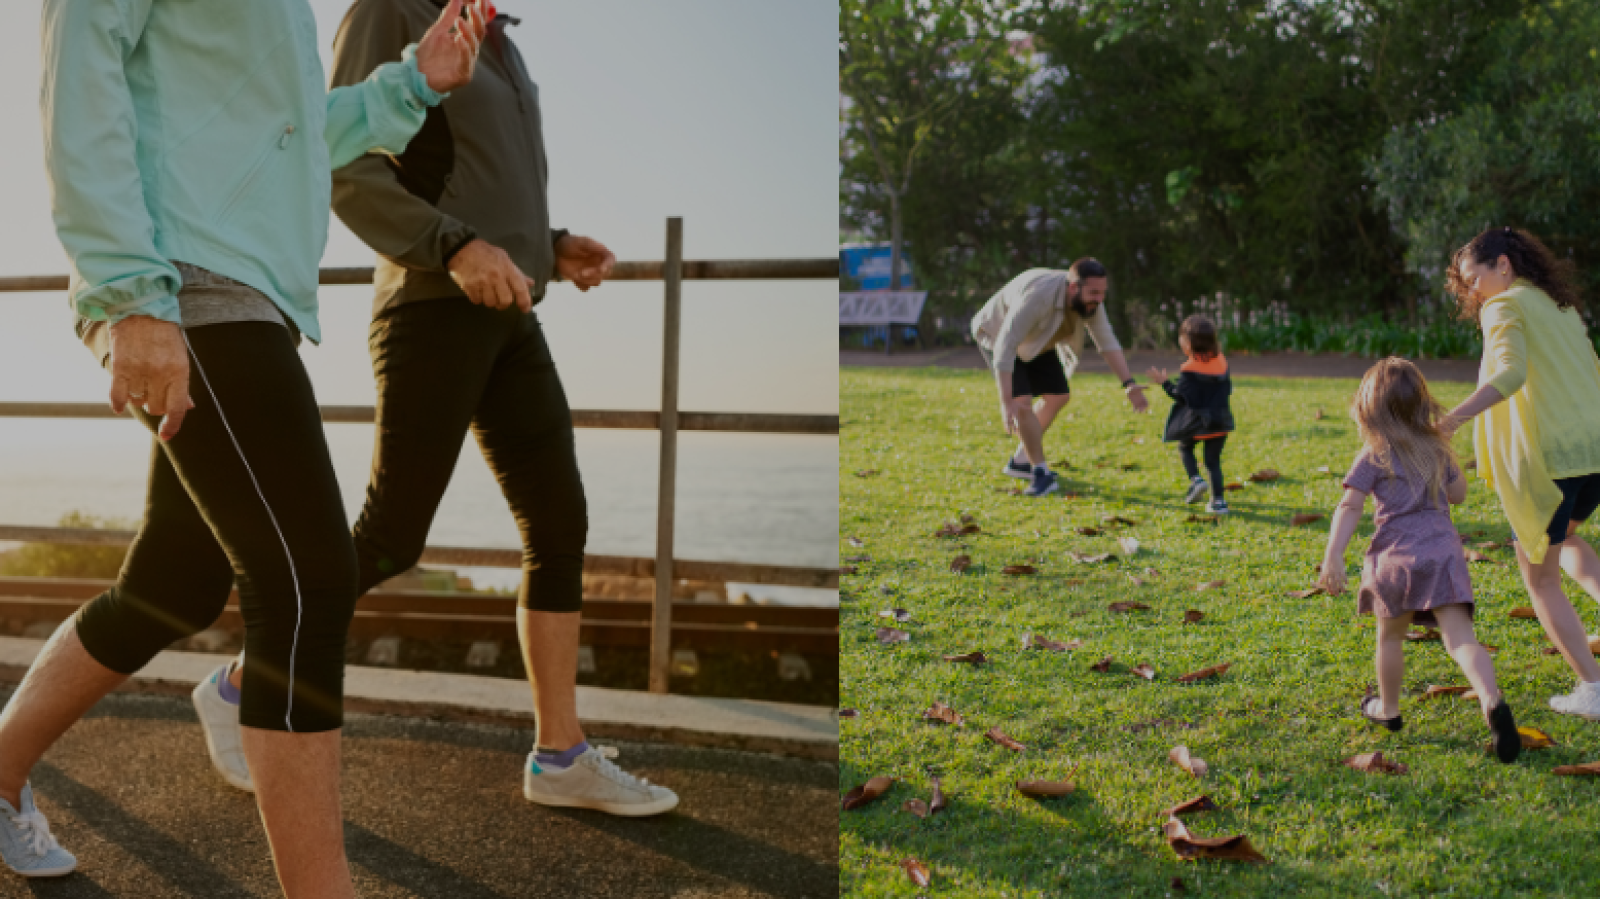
[10,810,60,857]
[590,752,652,791]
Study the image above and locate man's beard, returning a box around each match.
[1071,296,1098,317]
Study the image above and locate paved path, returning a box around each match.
[842,346,1481,382]
[3,691,837,899]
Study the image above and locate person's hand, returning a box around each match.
[1146,366,1168,383]
[1439,412,1466,439]
[449,238,535,312]
[555,234,616,291]
[1126,383,1149,414]
[1317,565,1348,597]
[107,315,193,441]
[416,0,487,94]
[999,401,1021,436]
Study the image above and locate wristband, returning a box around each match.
[1121,378,1137,389]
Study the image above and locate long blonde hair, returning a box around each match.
[1351,358,1456,506]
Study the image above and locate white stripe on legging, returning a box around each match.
[184,334,305,732]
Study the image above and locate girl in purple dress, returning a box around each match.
[1317,358,1522,763]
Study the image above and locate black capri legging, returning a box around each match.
[351,298,587,612]
[75,322,357,733]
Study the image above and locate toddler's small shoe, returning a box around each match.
[1002,457,1034,479]
[1549,679,1600,720]
[1206,498,1230,515]
[1360,695,1403,732]
[1487,699,1521,763]
[1023,469,1060,498]
[1184,477,1208,504]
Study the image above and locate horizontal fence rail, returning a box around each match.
[0,228,839,693]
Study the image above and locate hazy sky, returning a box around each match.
[0,0,838,414]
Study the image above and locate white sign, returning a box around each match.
[839,291,927,325]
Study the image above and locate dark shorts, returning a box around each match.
[1008,351,1070,398]
[1545,473,1600,545]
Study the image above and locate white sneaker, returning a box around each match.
[524,745,679,817]
[0,784,75,878]
[192,663,254,792]
[1549,679,1600,721]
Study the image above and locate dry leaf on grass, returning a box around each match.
[1543,646,1562,655]
[1186,514,1219,524]
[1077,526,1103,536]
[1169,745,1209,777]
[1248,469,1281,482]
[1144,567,1161,577]
[875,627,910,645]
[839,708,859,718]
[1109,601,1152,613]
[902,799,929,818]
[1405,628,1442,642]
[1016,779,1077,798]
[1517,726,1556,750]
[1177,663,1233,683]
[1165,795,1219,817]
[842,775,893,810]
[1553,761,1600,776]
[846,554,872,563]
[985,727,1026,752]
[960,513,976,524]
[1287,587,1325,599]
[1224,482,1244,491]
[943,651,989,666]
[847,536,865,547]
[1314,408,1326,420]
[922,701,965,727]
[1509,607,1537,619]
[1290,513,1326,527]
[1162,817,1269,864]
[1104,515,1139,526]
[1118,536,1142,556]
[1476,541,1502,550]
[877,609,911,623]
[1090,655,1115,673]
[1024,634,1083,652]
[1421,685,1471,700]
[1129,576,1148,587]
[1070,552,1118,564]
[1183,610,1205,624]
[853,470,879,478]
[1120,462,1139,471]
[1132,663,1157,681]
[840,566,858,576]
[1463,548,1492,563]
[1465,459,1478,470]
[949,554,972,574]
[1196,580,1226,592]
[1002,564,1038,576]
[1343,752,1408,775]
[930,776,947,814]
[901,858,931,888]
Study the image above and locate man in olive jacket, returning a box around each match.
[195,0,679,816]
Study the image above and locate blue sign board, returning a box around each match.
[840,245,914,289]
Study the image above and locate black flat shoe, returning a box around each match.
[1360,695,1403,732]
[1488,699,1521,764]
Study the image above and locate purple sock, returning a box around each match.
[534,741,589,770]
[216,662,242,706]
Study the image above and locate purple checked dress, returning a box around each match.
[1343,451,1473,625]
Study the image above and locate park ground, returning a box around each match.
[840,364,1600,898]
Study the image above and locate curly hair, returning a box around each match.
[1444,226,1581,321]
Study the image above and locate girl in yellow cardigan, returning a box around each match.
[1441,227,1600,720]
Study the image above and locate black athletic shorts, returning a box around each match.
[1010,351,1070,398]
[1545,473,1600,545]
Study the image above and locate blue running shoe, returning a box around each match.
[1023,469,1060,497]
[1184,477,1208,504]
[0,784,75,878]
[1002,457,1033,479]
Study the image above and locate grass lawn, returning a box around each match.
[839,365,1600,898]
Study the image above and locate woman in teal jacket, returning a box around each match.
[0,0,485,892]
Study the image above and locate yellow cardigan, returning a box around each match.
[1473,281,1600,562]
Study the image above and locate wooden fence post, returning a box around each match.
[649,217,684,693]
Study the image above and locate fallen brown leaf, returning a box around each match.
[1132,663,1157,680]
[1465,459,1477,470]
[1290,513,1325,527]
[853,470,879,478]
[960,513,976,524]
[1186,514,1219,524]
[1169,745,1209,777]
[1103,515,1138,526]
[875,627,910,644]
[1553,761,1600,776]
[1129,576,1148,587]
[1223,482,1245,491]
[950,554,972,573]
[1163,817,1269,864]
[1248,469,1281,482]
[1002,564,1037,575]
[1090,655,1115,673]
[1196,580,1226,592]
[1508,607,1537,619]
[1182,610,1205,624]
[943,651,989,665]
[1177,662,1233,683]
[1544,646,1561,655]
[902,799,929,818]
[1463,548,1491,563]
[901,858,930,888]
[1286,587,1326,598]
[1070,552,1118,564]
[1120,462,1138,471]
[846,554,872,563]
[877,608,911,622]
[922,701,964,727]
[1476,541,1502,550]
[1016,779,1076,798]
[1518,726,1556,749]
[1405,628,1441,642]
[842,775,893,810]
[1024,634,1083,652]
[1109,601,1151,613]
[1482,643,1499,653]
[1165,795,1219,817]
[1314,408,1326,420]
[1343,752,1408,775]
[930,776,947,814]
[840,566,858,576]
[1420,684,1471,700]
[1076,526,1102,536]
[839,708,859,718]
[985,726,1026,752]
[1145,567,1161,577]
[1118,536,1142,556]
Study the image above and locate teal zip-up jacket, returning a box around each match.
[41,0,445,344]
